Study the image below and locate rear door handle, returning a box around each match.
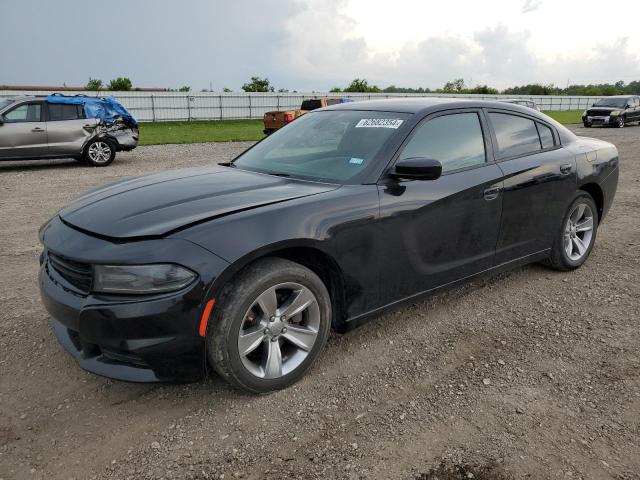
[483,185,501,201]
[560,163,573,174]
[31,127,45,132]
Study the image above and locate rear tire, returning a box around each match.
[207,258,331,394]
[545,192,598,271]
[83,139,116,167]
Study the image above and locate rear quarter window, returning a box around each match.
[537,122,555,149]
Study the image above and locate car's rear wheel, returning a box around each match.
[207,258,331,393]
[84,139,116,166]
[546,192,598,271]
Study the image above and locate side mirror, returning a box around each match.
[391,157,442,181]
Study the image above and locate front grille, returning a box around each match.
[587,110,610,117]
[48,252,92,293]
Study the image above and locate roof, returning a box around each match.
[589,95,636,100]
[324,97,547,117]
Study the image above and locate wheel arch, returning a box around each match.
[578,182,604,221]
[208,241,348,333]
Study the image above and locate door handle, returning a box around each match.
[483,185,501,201]
[31,127,45,132]
[560,163,573,175]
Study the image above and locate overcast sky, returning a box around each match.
[1,0,639,91]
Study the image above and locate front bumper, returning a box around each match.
[39,217,229,382]
[583,115,620,126]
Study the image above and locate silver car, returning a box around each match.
[0,96,138,166]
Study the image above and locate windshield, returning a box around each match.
[0,99,14,111]
[233,110,410,183]
[594,98,627,108]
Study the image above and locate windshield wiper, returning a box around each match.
[265,172,291,178]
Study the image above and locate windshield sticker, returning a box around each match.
[355,118,404,129]
[349,157,365,165]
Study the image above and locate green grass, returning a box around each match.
[543,110,583,124]
[138,112,584,146]
[138,119,264,145]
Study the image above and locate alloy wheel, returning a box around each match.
[237,282,320,379]
[564,203,594,261]
[88,141,112,164]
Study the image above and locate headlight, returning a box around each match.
[582,110,587,116]
[93,264,197,294]
[610,110,620,116]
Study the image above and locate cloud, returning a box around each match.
[1,0,639,91]
[521,0,542,13]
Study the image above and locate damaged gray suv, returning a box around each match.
[0,94,138,167]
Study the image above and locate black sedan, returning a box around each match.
[39,99,619,393]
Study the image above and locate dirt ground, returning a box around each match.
[0,125,638,480]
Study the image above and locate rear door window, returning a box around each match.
[48,103,83,121]
[489,112,541,157]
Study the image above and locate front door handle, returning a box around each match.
[31,127,45,132]
[483,185,501,201]
[560,163,573,175]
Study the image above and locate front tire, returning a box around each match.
[546,192,598,271]
[83,139,116,166]
[583,121,592,128]
[615,116,625,128]
[207,258,331,394]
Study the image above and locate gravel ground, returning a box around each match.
[0,126,638,480]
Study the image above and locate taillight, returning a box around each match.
[284,113,294,123]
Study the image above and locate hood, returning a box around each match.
[587,106,621,114]
[59,165,338,238]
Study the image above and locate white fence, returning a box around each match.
[0,90,600,122]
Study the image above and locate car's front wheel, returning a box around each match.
[546,192,598,271]
[83,139,116,166]
[207,258,331,393]
[615,116,625,128]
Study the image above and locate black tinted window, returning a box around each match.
[48,103,82,121]
[537,123,555,149]
[3,103,41,122]
[301,99,322,110]
[489,113,541,157]
[400,112,486,173]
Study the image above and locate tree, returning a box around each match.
[85,78,103,91]
[242,76,274,92]
[329,86,342,93]
[179,86,191,92]
[343,78,381,93]
[441,78,465,93]
[467,84,499,94]
[107,77,132,91]
[382,85,430,93]
[222,87,232,92]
